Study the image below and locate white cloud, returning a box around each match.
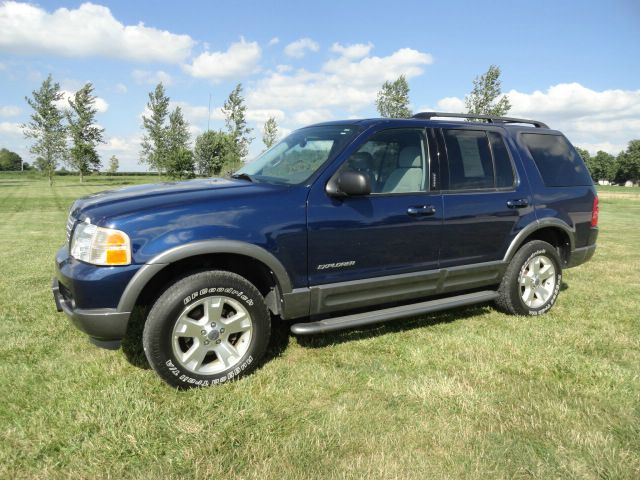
[248,46,433,115]
[132,69,173,86]
[293,109,333,125]
[184,39,261,82]
[284,38,319,58]
[114,83,128,93]
[246,109,286,123]
[0,121,21,135]
[430,83,640,155]
[57,90,109,113]
[98,134,146,171]
[267,37,280,46]
[0,1,194,63]
[0,105,21,117]
[170,101,225,125]
[330,42,374,60]
[276,64,293,73]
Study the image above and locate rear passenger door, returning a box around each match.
[436,126,534,267]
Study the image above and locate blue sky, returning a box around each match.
[1,0,639,170]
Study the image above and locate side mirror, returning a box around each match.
[327,170,371,197]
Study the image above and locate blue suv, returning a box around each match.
[52,112,598,388]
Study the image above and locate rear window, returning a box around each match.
[521,133,592,187]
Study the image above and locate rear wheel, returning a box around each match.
[143,270,270,388]
[495,240,562,315]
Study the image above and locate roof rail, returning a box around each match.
[412,112,549,129]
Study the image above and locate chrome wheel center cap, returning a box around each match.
[207,329,220,341]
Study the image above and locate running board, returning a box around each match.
[290,290,498,335]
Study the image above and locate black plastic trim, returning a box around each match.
[53,278,130,344]
[291,290,499,335]
[282,260,505,319]
[117,240,294,313]
[566,244,597,268]
[412,112,549,129]
[503,218,576,262]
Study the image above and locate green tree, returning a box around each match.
[262,116,279,149]
[592,150,618,182]
[140,83,170,174]
[107,155,119,174]
[165,106,194,179]
[66,83,105,182]
[0,148,23,171]
[222,83,253,160]
[465,65,511,117]
[617,140,640,184]
[375,75,412,118]
[576,147,598,181]
[22,74,67,185]
[167,147,195,179]
[194,130,236,177]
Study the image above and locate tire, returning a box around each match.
[143,270,270,389]
[495,240,563,316]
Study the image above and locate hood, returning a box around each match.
[70,177,257,220]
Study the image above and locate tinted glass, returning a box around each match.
[521,133,593,187]
[443,130,493,190]
[237,125,362,184]
[342,129,426,194]
[488,132,515,188]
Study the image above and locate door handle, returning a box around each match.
[407,205,436,216]
[506,199,529,209]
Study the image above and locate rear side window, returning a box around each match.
[443,130,494,190]
[521,133,593,187]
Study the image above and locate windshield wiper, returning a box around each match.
[230,172,253,182]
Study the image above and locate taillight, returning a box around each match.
[591,195,599,227]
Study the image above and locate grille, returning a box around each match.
[66,215,76,243]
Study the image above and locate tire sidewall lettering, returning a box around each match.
[165,356,254,387]
[183,287,253,306]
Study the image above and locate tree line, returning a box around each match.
[138,82,278,179]
[375,66,639,184]
[17,75,280,184]
[12,67,639,185]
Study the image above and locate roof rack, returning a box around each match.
[412,112,549,129]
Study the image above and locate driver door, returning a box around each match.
[306,128,442,309]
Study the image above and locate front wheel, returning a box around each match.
[143,271,271,389]
[495,240,563,315]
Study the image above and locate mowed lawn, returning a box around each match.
[0,173,638,479]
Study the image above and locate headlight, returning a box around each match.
[70,221,131,266]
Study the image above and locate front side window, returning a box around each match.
[341,129,427,194]
[237,125,362,185]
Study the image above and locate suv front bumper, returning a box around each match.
[52,245,139,349]
[52,277,130,349]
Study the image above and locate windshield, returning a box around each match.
[235,125,362,185]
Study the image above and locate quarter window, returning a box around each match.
[488,132,515,188]
[521,133,593,187]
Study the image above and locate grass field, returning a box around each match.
[0,173,638,479]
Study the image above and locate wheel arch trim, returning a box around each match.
[503,218,575,262]
[117,240,293,313]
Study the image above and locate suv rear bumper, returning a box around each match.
[566,244,597,268]
[52,277,130,349]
